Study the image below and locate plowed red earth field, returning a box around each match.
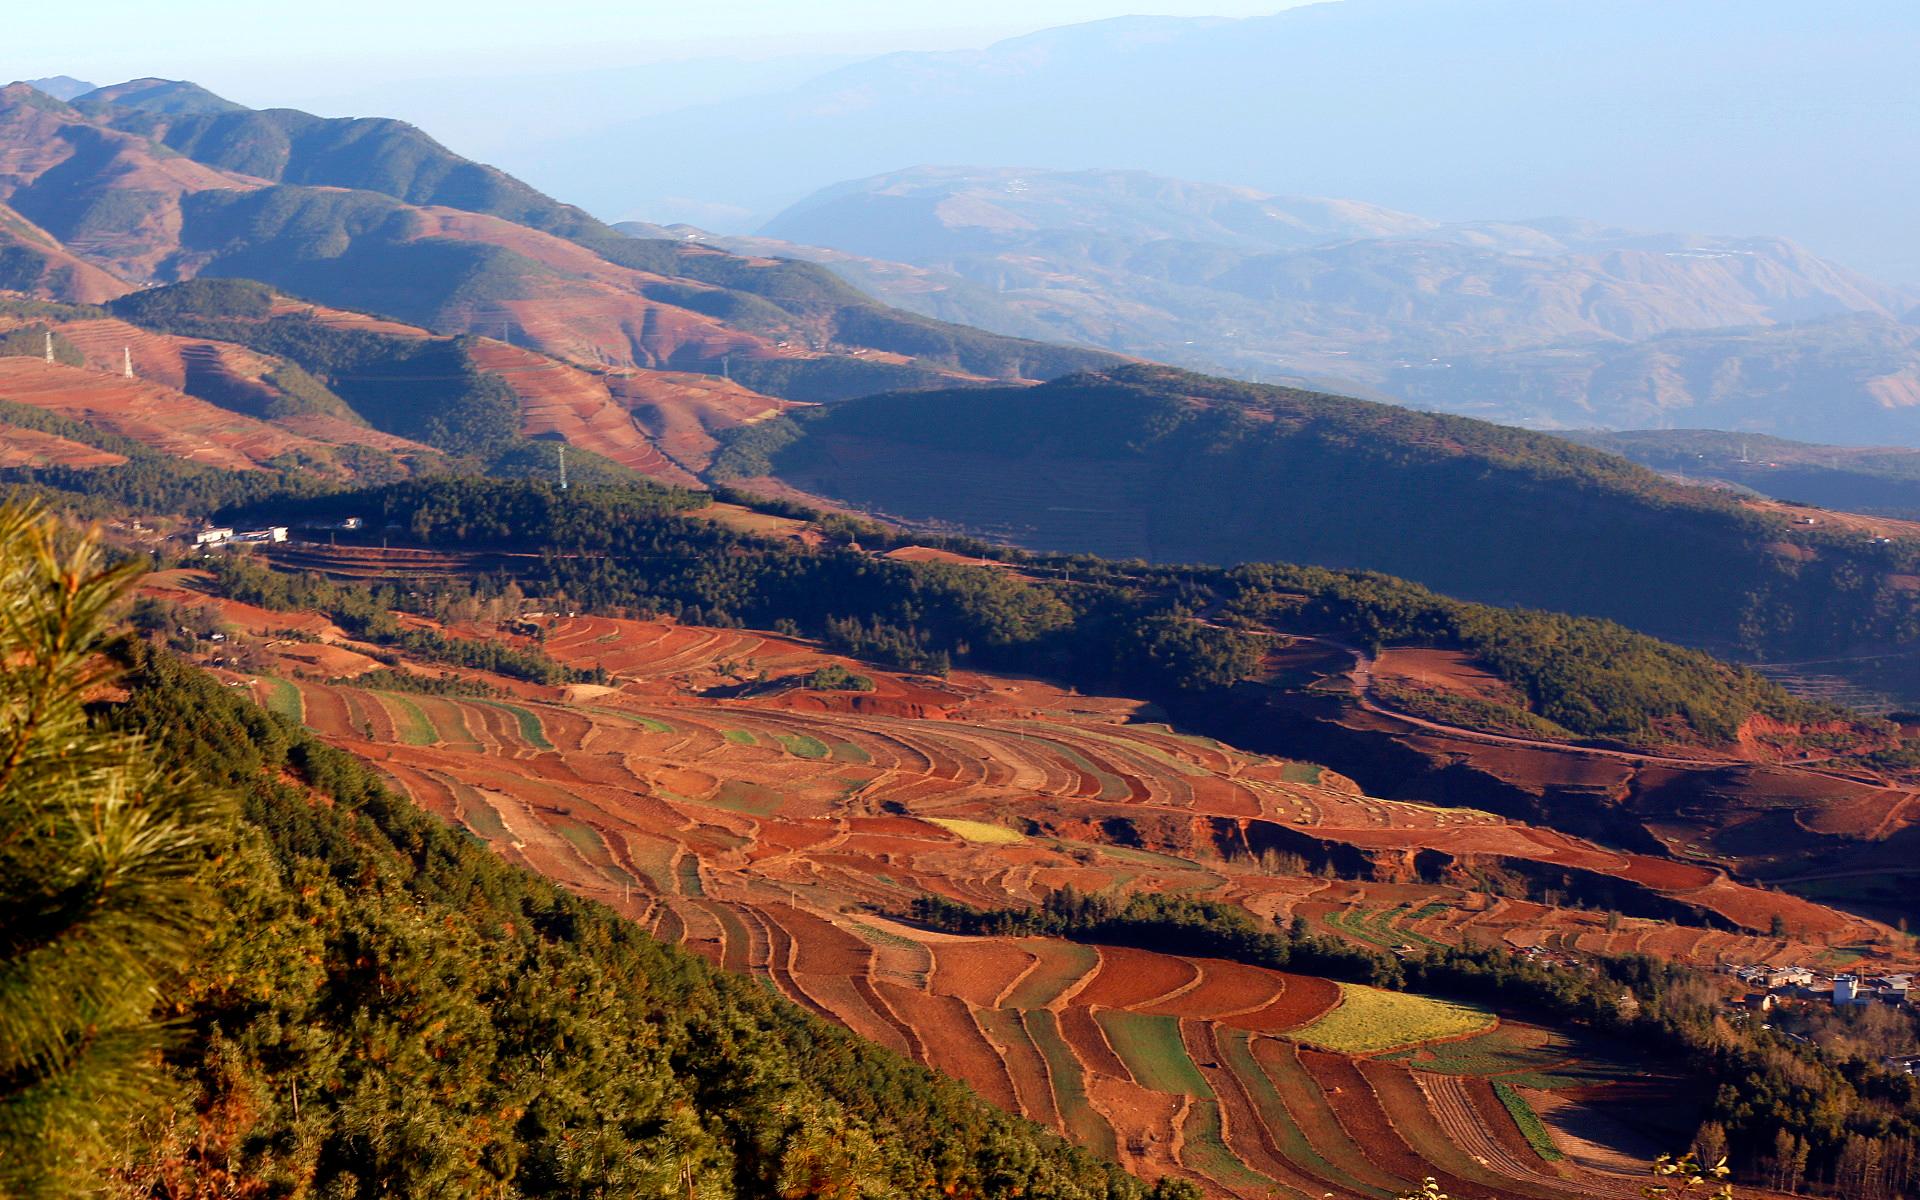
[200,606,1905,1198]
[0,358,321,470]
[465,339,698,484]
[0,421,124,467]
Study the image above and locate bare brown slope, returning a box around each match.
[610,368,802,475]
[464,338,697,483]
[0,203,131,304]
[0,421,126,468]
[0,356,436,474]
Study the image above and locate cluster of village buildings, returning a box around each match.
[1725,963,1913,1008]
[192,516,362,547]
[1722,964,1919,1075]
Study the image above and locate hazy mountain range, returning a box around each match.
[520,0,1920,288]
[636,166,1920,444]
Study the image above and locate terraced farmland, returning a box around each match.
[198,605,1897,1198]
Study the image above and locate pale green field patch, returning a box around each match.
[1296,983,1494,1053]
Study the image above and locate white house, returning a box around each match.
[194,527,234,546]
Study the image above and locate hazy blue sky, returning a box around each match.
[10,1,1306,102]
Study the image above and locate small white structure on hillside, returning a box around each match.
[194,527,234,546]
[1833,975,1859,1005]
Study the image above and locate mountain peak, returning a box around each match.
[76,78,247,116]
[0,81,76,114]
[21,75,96,102]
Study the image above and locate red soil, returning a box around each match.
[1075,946,1199,1010]
[0,358,322,471]
[0,422,124,468]
[465,339,696,483]
[880,983,1020,1109]
[1230,974,1342,1033]
[1138,957,1283,1020]
[1374,648,1526,707]
[931,940,1040,1008]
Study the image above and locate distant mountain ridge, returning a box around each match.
[720,166,1920,443]
[0,80,1116,401]
[23,76,95,102]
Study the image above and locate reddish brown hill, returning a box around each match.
[0,83,261,280]
[610,368,802,475]
[0,202,130,303]
[464,338,697,482]
[0,356,377,472]
[0,88,1111,398]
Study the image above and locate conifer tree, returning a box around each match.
[0,501,217,1197]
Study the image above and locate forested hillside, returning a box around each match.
[745,364,1920,661]
[221,477,1863,749]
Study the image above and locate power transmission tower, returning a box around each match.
[122,347,133,378]
[558,444,568,491]
[43,331,52,364]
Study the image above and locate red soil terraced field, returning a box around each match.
[0,357,327,471]
[268,297,430,338]
[609,368,800,475]
[184,603,1912,1196]
[465,339,698,483]
[0,421,124,468]
[1288,879,1878,971]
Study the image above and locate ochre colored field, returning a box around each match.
[1296,985,1495,1053]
